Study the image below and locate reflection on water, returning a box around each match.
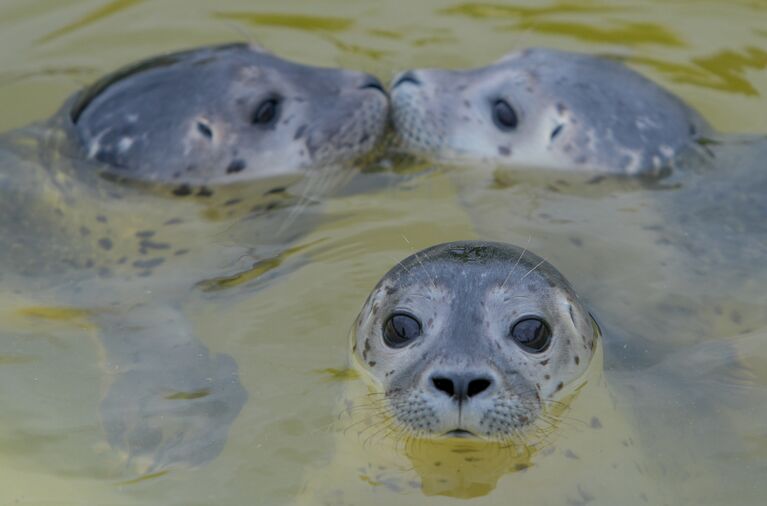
[373,439,537,499]
[38,0,147,43]
[632,48,767,95]
[0,0,766,505]
[329,379,585,500]
[212,12,354,32]
[440,3,628,20]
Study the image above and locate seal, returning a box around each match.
[351,240,598,440]
[63,42,388,183]
[0,42,390,474]
[3,42,390,279]
[390,48,709,175]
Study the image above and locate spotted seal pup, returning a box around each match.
[351,241,597,441]
[390,47,710,175]
[69,42,387,184]
[0,42,388,472]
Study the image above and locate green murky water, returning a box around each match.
[1,1,766,505]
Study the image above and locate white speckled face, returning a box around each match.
[390,48,709,175]
[70,43,389,185]
[352,241,599,442]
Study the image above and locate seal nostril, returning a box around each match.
[360,76,386,94]
[432,377,455,397]
[393,71,422,88]
[467,378,492,398]
[432,374,492,400]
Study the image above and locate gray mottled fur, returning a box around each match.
[391,48,709,175]
[66,43,387,183]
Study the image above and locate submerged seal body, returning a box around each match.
[352,241,598,440]
[0,43,389,472]
[390,48,709,175]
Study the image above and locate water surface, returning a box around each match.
[0,1,765,504]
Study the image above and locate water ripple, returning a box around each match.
[37,0,145,43]
[213,11,353,33]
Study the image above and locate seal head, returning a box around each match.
[391,48,709,175]
[69,43,388,183]
[352,241,598,441]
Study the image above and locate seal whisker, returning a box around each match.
[278,172,318,235]
[516,258,547,286]
[540,412,587,432]
[341,400,393,430]
[340,401,390,418]
[346,398,388,410]
[500,235,531,291]
[413,251,438,292]
[355,416,390,442]
[339,404,385,423]
[363,391,389,397]
[361,417,401,448]
[390,254,416,278]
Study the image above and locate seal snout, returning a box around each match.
[429,371,495,401]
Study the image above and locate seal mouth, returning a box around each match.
[444,429,478,439]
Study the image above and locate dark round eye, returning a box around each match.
[252,98,280,125]
[492,99,518,130]
[383,313,422,348]
[510,317,551,353]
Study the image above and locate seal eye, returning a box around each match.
[492,99,518,131]
[510,317,551,353]
[383,313,422,348]
[252,98,280,125]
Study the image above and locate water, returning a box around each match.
[0,0,766,504]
